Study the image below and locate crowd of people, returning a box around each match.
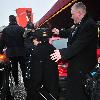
[0,2,99,100]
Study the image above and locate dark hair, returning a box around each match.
[9,15,17,23]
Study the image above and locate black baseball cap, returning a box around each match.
[31,28,50,39]
[9,15,17,23]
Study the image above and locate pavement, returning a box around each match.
[8,65,67,100]
[9,65,27,100]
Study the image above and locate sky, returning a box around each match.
[0,0,58,26]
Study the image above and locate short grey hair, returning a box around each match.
[73,2,86,13]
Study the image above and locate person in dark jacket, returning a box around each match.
[24,22,36,89]
[0,15,26,86]
[24,22,35,61]
[51,2,98,100]
[26,28,59,100]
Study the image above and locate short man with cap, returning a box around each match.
[26,28,59,100]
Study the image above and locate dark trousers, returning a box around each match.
[26,62,59,100]
[0,64,14,100]
[9,56,26,85]
[66,66,90,100]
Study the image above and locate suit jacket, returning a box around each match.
[59,16,98,73]
[0,22,25,57]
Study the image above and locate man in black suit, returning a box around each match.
[51,2,98,100]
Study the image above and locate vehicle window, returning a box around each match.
[51,38,68,49]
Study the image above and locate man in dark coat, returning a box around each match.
[51,2,98,100]
[26,28,59,100]
[0,15,26,86]
[24,22,35,61]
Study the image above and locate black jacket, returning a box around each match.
[29,42,59,99]
[0,23,25,57]
[59,16,98,73]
